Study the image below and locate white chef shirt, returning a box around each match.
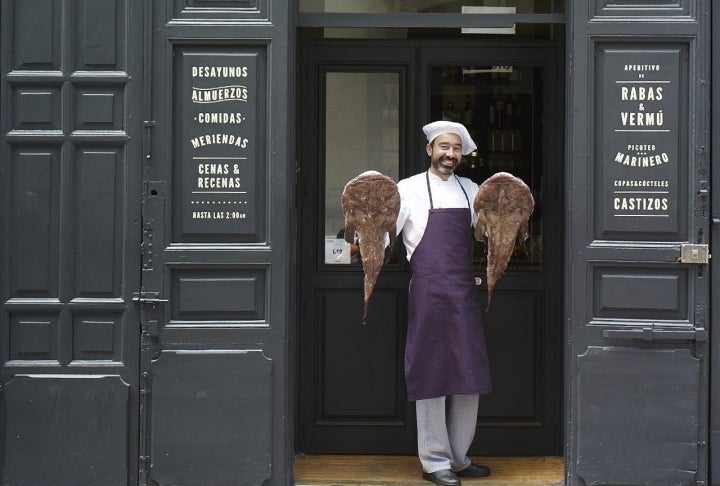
[395,170,479,261]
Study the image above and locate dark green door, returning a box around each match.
[1,0,144,483]
[298,40,563,456]
[1,2,294,485]
[138,2,294,485]
[566,2,711,484]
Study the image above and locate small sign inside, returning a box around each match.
[325,238,351,264]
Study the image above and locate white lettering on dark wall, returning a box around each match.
[615,81,670,132]
[190,133,249,148]
[623,64,660,71]
[619,110,663,127]
[613,151,669,167]
[191,211,247,220]
[196,112,245,124]
[613,179,669,188]
[190,157,248,220]
[191,86,248,103]
[613,197,668,212]
[608,58,674,220]
[192,66,249,78]
[186,59,254,224]
[620,86,663,100]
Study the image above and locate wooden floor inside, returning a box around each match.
[294,455,565,486]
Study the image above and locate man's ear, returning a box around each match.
[426,143,433,157]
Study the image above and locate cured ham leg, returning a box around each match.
[341,171,401,324]
[473,172,535,308]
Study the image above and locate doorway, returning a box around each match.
[297,38,564,456]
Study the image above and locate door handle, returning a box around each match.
[603,327,707,342]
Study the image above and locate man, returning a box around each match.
[395,121,492,486]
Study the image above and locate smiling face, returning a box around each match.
[427,132,463,180]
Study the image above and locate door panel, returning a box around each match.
[298,45,416,454]
[298,42,563,455]
[567,2,710,484]
[576,347,700,485]
[479,290,542,419]
[149,350,272,485]
[1,0,143,483]
[142,2,292,485]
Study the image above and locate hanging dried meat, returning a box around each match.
[473,172,535,308]
[341,171,401,324]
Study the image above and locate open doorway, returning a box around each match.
[296,31,564,457]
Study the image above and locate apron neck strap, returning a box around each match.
[425,170,471,210]
[425,170,434,209]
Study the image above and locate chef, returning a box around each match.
[396,121,492,486]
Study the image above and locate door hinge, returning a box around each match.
[140,226,154,270]
[677,243,710,264]
[140,371,152,396]
[138,371,156,486]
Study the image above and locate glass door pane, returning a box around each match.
[323,72,400,265]
[430,64,544,272]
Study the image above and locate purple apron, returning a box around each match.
[404,172,492,401]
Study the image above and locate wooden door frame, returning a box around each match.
[710,2,719,482]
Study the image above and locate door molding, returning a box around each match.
[710,2,720,483]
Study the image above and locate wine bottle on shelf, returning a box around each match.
[505,92,513,128]
[494,91,505,129]
[443,101,459,122]
[511,93,521,127]
[462,95,474,127]
[488,93,496,128]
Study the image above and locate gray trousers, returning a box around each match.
[416,394,479,473]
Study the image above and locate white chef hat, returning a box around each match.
[422,120,477,155]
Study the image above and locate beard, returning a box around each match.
[431,153,461,176]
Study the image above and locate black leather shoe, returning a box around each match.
[422,469,461,486]
[456,462,491,478]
